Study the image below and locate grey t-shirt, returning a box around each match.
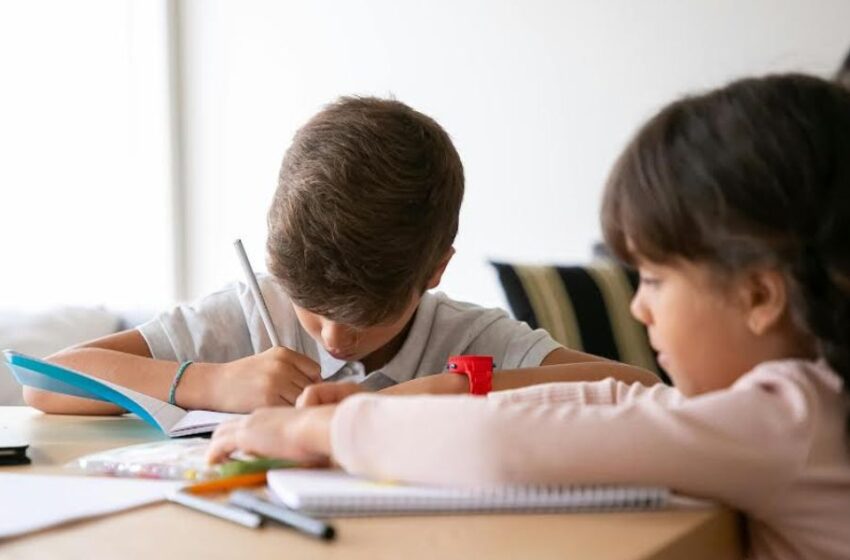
[137,275,561,390]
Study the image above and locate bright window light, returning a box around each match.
[0,0,174,310]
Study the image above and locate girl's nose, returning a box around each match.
[630,287,652,326]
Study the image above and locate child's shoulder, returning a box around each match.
[221,274,294,312]
[425,291,510,326]
[742,358,844,392]
[735,358,846,418]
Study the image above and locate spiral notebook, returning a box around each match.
[267,469,670,517]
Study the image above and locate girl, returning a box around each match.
[208,74,850,559]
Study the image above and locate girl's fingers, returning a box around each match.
[207,432,235,463]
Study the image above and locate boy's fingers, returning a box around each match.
[295,358,322,382]
[278,379,306,406]
[274,347,322,381]
[297,383,359,407]
[287,372,316,391]
[295,384,325,408]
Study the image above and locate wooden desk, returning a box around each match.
[1,407,742,559]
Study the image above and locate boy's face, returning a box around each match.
[290,248,453,369]
[292,294,421,365]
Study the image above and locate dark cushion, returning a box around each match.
[492,259,671,384]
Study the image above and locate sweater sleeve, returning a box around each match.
[330,367,817,512]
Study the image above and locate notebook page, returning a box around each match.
[169,411,243,437]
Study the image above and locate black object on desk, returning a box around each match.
[0,442,31,466]
[230,490,336,541]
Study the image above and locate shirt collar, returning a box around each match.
[373,291,439,385]
[317,347,349,379]
[314,291,440,384]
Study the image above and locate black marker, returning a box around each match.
[229,490,336,541]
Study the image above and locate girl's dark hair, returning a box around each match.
[601,74,850,399]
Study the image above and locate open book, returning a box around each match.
[267,469,671,516]
[3,351,240,437]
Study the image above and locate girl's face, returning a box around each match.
[629,259,765,396]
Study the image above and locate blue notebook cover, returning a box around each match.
[3,350,238,437]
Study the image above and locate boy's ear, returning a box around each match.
[425,248,455,290]
[740,268,788,335]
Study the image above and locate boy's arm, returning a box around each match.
[380,348,659,397]
[296,348,660,405]
[23,329,321,415]
[23,329,203,415]
[495,346,660,389]
[23,330,156,415]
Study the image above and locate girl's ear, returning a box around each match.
[741,268,788,335]
[426,247,455,290]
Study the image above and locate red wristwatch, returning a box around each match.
[446,355,494,396]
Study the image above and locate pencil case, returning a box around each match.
[69,440,299,481]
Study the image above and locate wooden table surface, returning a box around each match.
[0,407,743,560]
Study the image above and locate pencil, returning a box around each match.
[168,490,263,528]
[234,238,282,347]
[186,472,268,495]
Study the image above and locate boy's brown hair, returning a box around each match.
[266,96,464,326]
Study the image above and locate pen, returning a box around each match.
[229,490,336,541]
[186,472,268,495]
[219,457,300,478]
[168,490,263,528]
[234,238,282,347]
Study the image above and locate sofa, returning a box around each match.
[0,307,147,405]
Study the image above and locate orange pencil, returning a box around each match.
[186,472,268,494]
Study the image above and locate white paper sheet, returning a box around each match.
[0,473,183,539]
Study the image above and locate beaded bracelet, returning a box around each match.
[168,360,194,406]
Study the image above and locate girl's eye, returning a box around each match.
[639,275,661,287]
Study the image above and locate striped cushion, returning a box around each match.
[492,260,670,384]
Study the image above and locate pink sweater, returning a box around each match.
[331,359,850,560]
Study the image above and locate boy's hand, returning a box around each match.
[296,382,363,408]
[211,347,322,411]
[206,405,336,465]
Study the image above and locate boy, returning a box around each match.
[25,97,656,415]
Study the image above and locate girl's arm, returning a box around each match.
[329,372,814,511]
[211,367,814,511]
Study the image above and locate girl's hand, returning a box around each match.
[206,405,337,465]
[201,347,322,412]
[296,382,363,407]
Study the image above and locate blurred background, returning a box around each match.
[2,0,849,313]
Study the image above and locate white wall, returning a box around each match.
[0,0,175,309]
[179,0,850,309]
